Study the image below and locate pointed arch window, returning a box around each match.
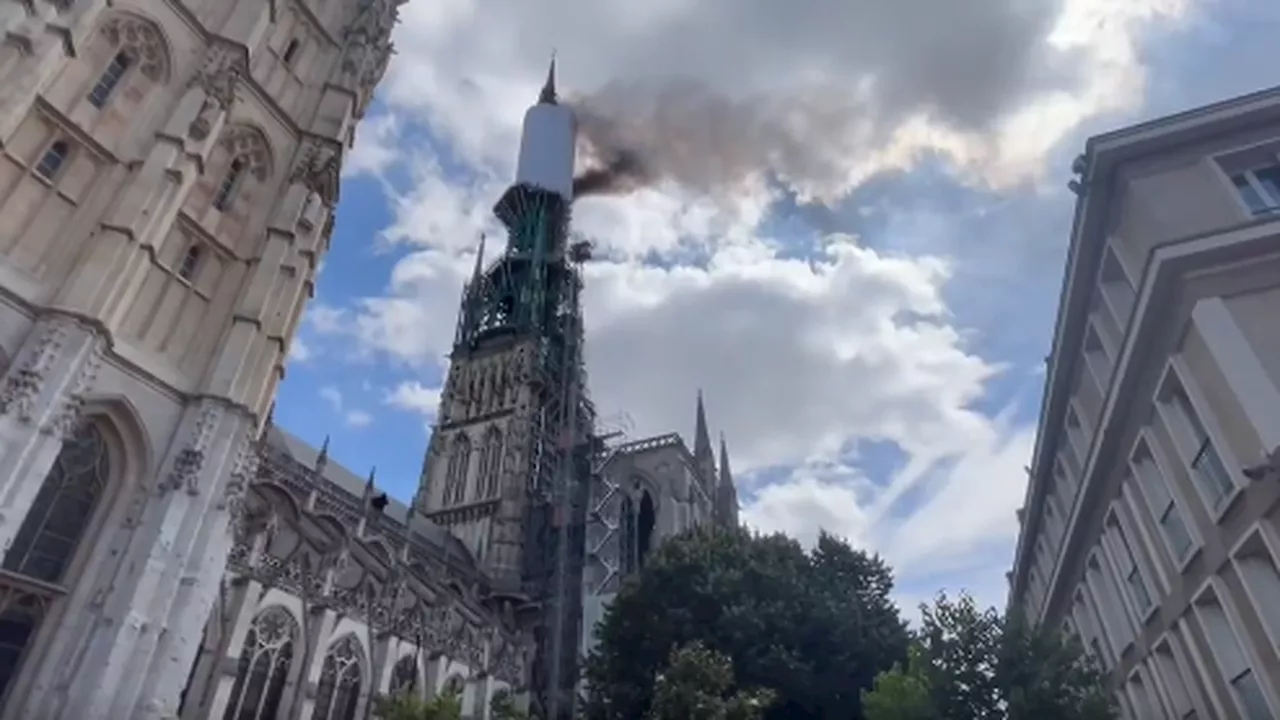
[638,491,656,570]
[445,434,472,505]
[388,655,418,697]
[479,427,503,499]
[88,52,133,108]
[620,496,636,575]
[34,140,70,181]
[178,243,203,282]
[311,635,362,720]
[4,422,109,583]
[0,422,110,703]
[282,38,301,66]
[222,606,297,720]
[213,157,247,211]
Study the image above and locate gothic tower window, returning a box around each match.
[212,126,272,213]
[34,140,69,181]
[0,421,111,703]
[620,496,636,575]
[4,422,109,583]
[178,243,203,282]
[88,52,132,108]
[638,491,656,570]
[311,635,362,720]
[282,38,301,67]
[222,606,297,720]
[213,158,246,211]
[445,434,472,505]
[479,427,503,498]
[389,655,418,696]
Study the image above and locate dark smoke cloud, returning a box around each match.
[546,0,1076,203]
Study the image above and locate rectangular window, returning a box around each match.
[1107,516,1153,616]
[1087,557,1131,654]
[1196,593,1273,720]
[1130,440,1194,563]
[1152,640,1200,720]
[1230,165,1280,216]
[1099,243,1136,326]
[1233,533,1280,645]
[1160,375,1235,510]
[1083,323,1114,391]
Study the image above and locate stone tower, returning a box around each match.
[413,59,595,719]
[0,0,398,717]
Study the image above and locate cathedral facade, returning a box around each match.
[0,0,739,718]
[0,0,411,716]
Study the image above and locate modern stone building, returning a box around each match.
[1008,86,1280,719]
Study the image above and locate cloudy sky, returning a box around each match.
[274,0,1279,614]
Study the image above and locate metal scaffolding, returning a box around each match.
[449,182,596,719]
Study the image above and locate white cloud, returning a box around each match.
[288,337,313,363]
[318,385,375,429]
[319,386,343,412]
[313,0,1218,608]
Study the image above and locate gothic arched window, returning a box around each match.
[311,635,362,720]
[222,606,297,720]
[638,491,656,570]
[213,158,246,211]
[88,52,132,108]
[444,434,471,505]
[4,422,110,583]
[479,428,503,499]
[34,140,69,181]
[0,422,111,703]
[388,655,418,697]
[619,496,636,576]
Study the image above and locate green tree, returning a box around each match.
[860,645,933,720]
[490,688,529,720]
[860,593,1115,720]
[582,527,908,720]
[371,689,463,720]
[648,642,775,720]
[998,614,1115,720]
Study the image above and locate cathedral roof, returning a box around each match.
[261,426,477,572]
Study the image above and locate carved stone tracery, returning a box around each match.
[163,401,222,495]
[101,14,167,82]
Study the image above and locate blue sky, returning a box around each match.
[276,0,1277,614]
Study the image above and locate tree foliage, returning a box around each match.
[648,642,775,720]
[861,593,1116,720]
[582,527,909,720]
[371,688,463,720]
[490,688,529,720]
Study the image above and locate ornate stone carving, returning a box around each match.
[0,320,68,424]
[189,42,245,114]
[219,125,272,181]
[339,0,402,102]
[42,345,101,438]
[290,139,341,207]
[162,402,222,495]
[101,15,167,81]
[220,424,260,515]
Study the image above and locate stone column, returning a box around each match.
[15,397,257,720]
[197,577,259,720]
[0,314,101,556]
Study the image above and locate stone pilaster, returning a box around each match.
[14,398,256,720]
[0,315,101,556]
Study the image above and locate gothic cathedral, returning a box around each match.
[0,1,739,719]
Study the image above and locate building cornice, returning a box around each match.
[1009,86,1280,609]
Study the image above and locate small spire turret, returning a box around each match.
[538,52,558,105]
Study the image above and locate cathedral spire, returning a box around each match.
[538,52,558,105]
[719,432,733,488]
[694,389,713,466]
